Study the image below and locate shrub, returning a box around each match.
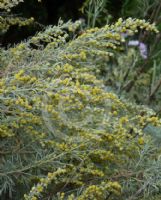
[1,18,161,200]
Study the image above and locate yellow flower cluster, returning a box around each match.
[0,16,34,33]
[64,50,87,61]
[73,181,121,200]
[14,69,37,83]
[0,125,14,137]
[67,20,82,32]
[30,20,82,49]
[24,168,67,200]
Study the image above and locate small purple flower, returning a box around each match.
[121,31,148,59]
[139,42,148,59]
[127,40,148,59]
